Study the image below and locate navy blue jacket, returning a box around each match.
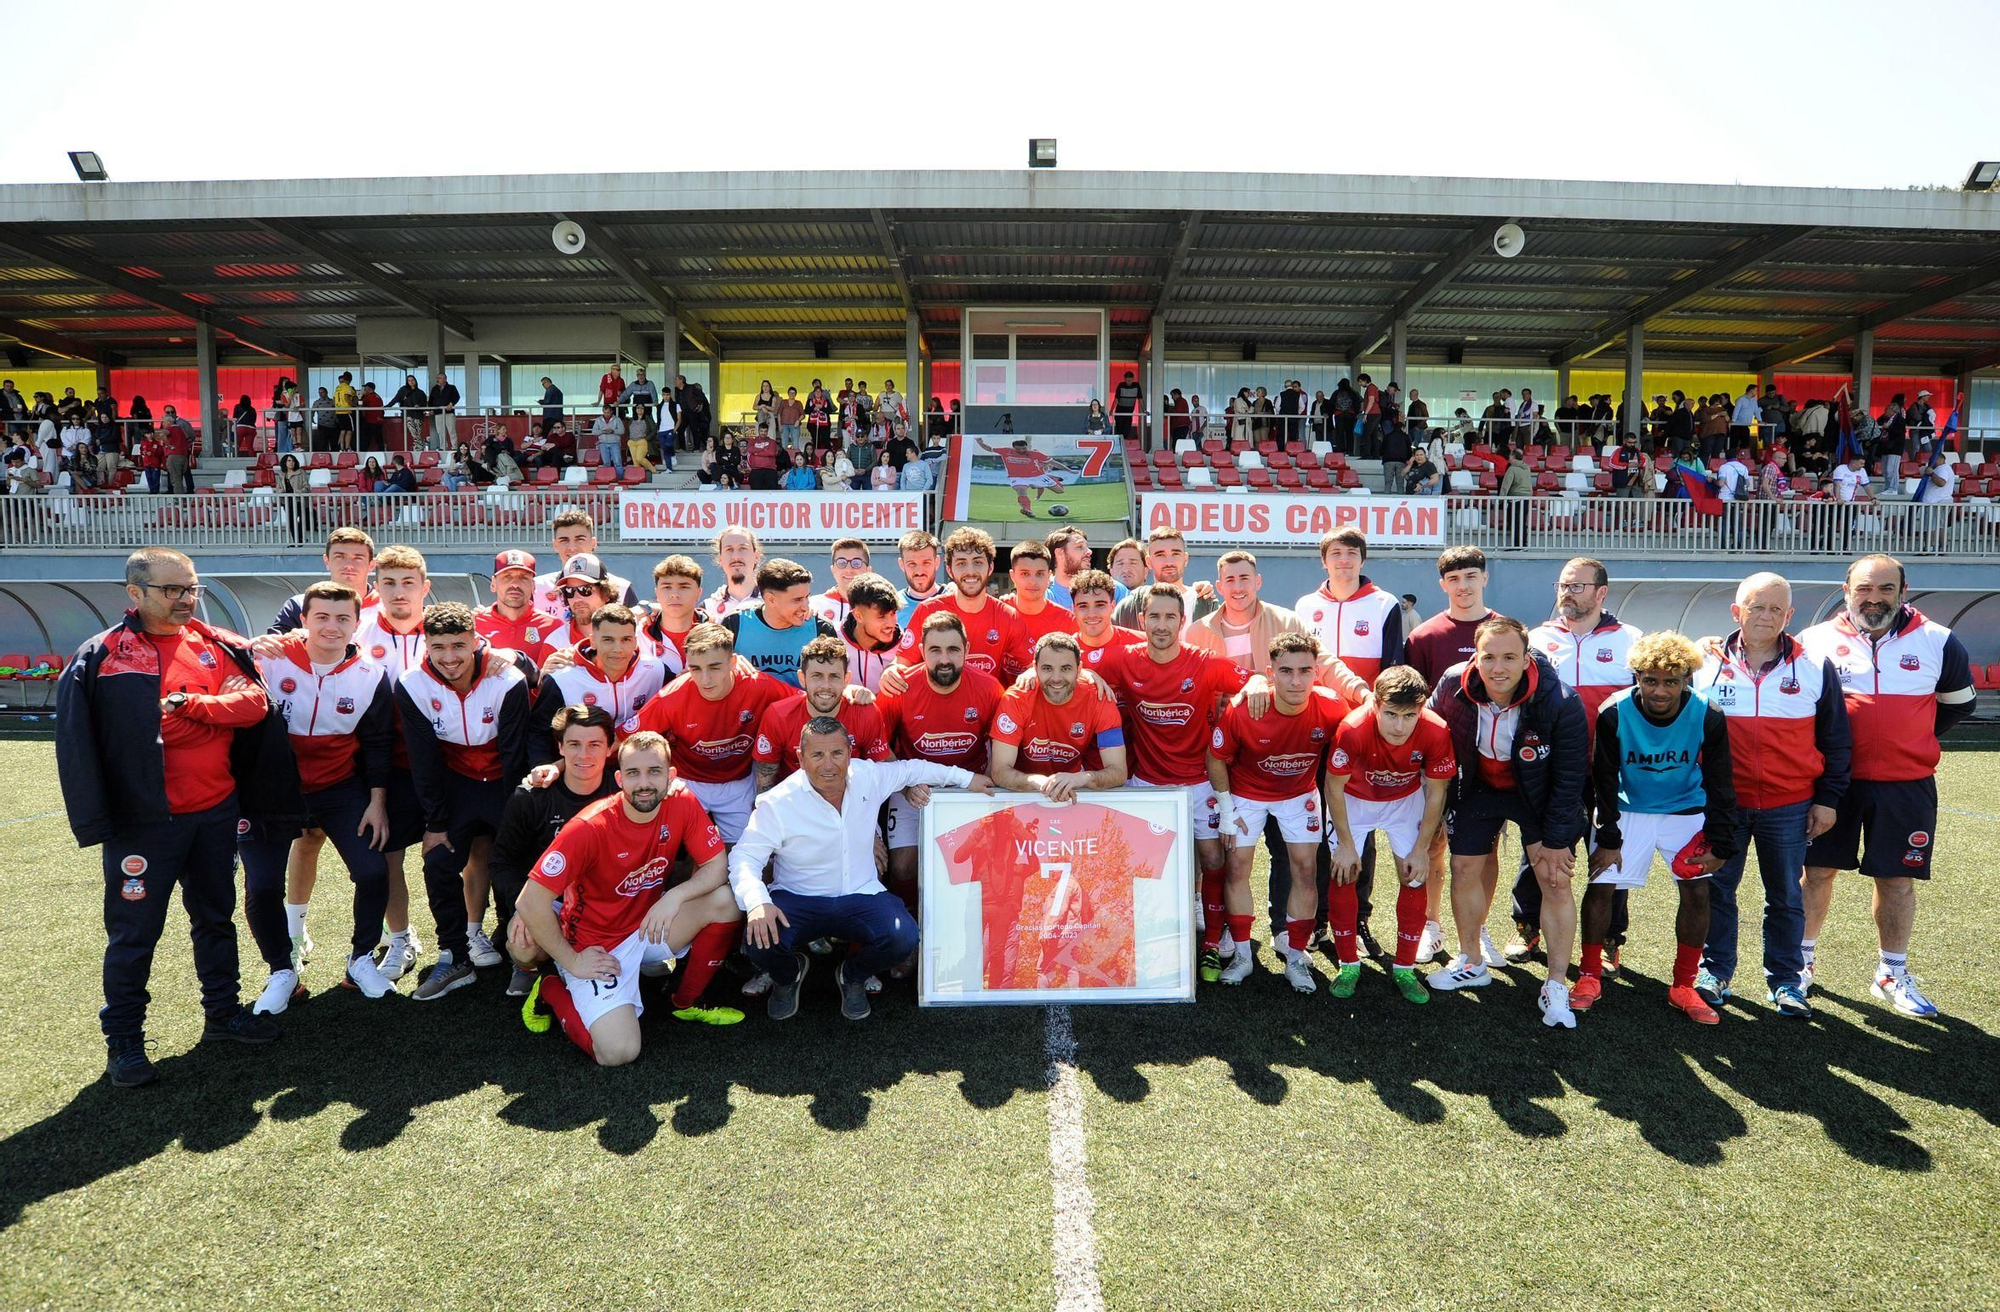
[1427,649,1591,850]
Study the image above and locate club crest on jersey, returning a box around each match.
[1310,726,1326,742]
[1330,747,1350,769]
[963,706,978,722]
[197,649,218,668]
[1835,644,1851,657]
[1070,722,1085,737]
[996,712,1018,734]
[739,709,754,724]
[658,824,673,842]
[986,629,999,643]
[482,706,496,724]
[237,818,252,835]
[121,877,146,901]
[1546,642,1562,653]
[1517,731,1547,763]
[430,698,443,711]
[1899,654,1921,671]
[538,851,566,876]
[1779,678,1800,695]
[524,627,540,643]
[1353,620,1370,636]
[1595,648,1613,662]
[1180,678,1194,693]
[279,677,297,694]
[335,695,356,714]
[583,693,598,706]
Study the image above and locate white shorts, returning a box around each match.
[1132,776,1221,840]
[1008,474,1063,491]
[685,774,756,845]
[1340,790,1427,860]
[1591,811,1706,889]
[1231,790,1323,848]
[557,927,688,1029]
[886,789,920,851]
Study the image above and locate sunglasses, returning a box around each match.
[559,584,598,598]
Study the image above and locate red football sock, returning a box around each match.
[1394,883,1427,968]
[1673,942,1701,990]
[671,921,740,1010]
[539,973,595,1060]
[1579,941,1603,979]
[1327,881,1360,964]
[1200,867,1226,949]
[1224,914,1254,951]
[1287,918,1315,955]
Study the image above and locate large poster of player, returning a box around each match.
[919,788,1194,1005]
[940,434,1131,525]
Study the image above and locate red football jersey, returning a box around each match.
[752,693,893,779]
[1209,688,1347,802]
[530,792,723,951]
[1103,643,1250,786]
[876,669,1003,772]
[992,684,1125,773]
[896,591,1032,681]
[623,671,792,783]
[475,605,566,670]
[1008,597,1077,650]
[937,800,1175,990]
[997,448,1054,480]
[1328,704,1457,802]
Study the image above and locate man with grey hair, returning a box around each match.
[57,548,292,1086]
[1798,555,1975,1018]
[1689,571,1852,1018]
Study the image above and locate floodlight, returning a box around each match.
[1965,161,2000,191]
[68,151,108,182]
[1028,139,1057,169]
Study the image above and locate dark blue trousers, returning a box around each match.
[100,798,242,1041]
[239,779,390,969]
[420,775,510,957]
[744,888,919,982]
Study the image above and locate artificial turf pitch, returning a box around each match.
[0,737,1994,1308]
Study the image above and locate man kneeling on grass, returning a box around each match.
[516,732,742,1065]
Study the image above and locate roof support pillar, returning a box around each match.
[1150,313,1167,447]
[428,321,449,392]
[1621,322,1644,440]
[1389,319,1408,394]
[194,319,221,457]
[93,363,111,398]
[461,352,481,414]
[1853,328,1875,414]
[1556,364,1572,406]
[661,315,680,399]
[905,312,922,423]
[496,361,514,410]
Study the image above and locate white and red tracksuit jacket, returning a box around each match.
[1800,606,1975,783]
[1692,630,1852,810]
[527,647,668,764]
[1292,578,1404,684]
[1529,612,1642,736]
[395,648,536,830]
[256,637,395,794]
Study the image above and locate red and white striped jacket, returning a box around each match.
[1692,631,1851,810]
[256,636,395,794]
[1800,606,1975,783]
[1528,612,1641,736]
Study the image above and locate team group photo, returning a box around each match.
[2,4,1997,1308]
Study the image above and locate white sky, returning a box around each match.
[5,0,1996,190]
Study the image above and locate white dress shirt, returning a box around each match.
[729,757,972,911]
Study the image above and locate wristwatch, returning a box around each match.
[165,691,189,713]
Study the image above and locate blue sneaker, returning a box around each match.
[1769,983,1811,1018]
[1693,968,1731,1008]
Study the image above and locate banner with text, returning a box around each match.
[618,489,928,542]
[942,434,1131,524]
[1140,492,1446,547]
[919,788,1194,1006]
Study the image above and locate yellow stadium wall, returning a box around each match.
[1569,370,1756,406]
[717,361,915,429]
[1,367,99,401]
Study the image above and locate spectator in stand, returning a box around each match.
[391,375,428,449]
[882,419,917,473]
[0,379,26,435]
[331,372,359,450]
[846,426,878,492]
[877,379,907,442]
[706,433,743,489]
[624,411,657,478]
[94,419,124,488]
[161,411,195,494]
[310,387,336,450]
[1796,396,1830,444]
[1554,396,1581,443]
[1693,393,1728,461]
[230,395,258,456]
[900,449,934,491]
[426,371,460,450]
[1277,379,1305,446]
[807,380,834,454]
[1877,393,1909,494]
[360,456,386,491]
[754,380,777,437]
[1112,370,1142,443]
[1167,388,1191,447]
[870,459,898,491]
[1084,400,1109,435]
[591,405,625,475]
[745,425,781,490]
[1379,414,1412,492]
[538,377,563,436]
[1759,447,1792,501]
[1252,386,1274,440]
[777,387,805,450]
[35,411,60,485]
[1228,389,1252,445]
[782,451,819,491]
[924,396,947,448]
[1795,431,1830,479]
[1760,385,1789,450]
[678,377,711,452]
[1730,384,1761,454]
[1189,393,1210,440]
[1405,439,1442,495]
[947,398,962,438]
[1405,388,1429,439]
[1831,449,1869,503]
[135,429,164,494]
[599,363,626,415]
[625,368,660,456]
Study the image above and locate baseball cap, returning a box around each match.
[558,551,608,585]
[1916,388,1932,398]
[1670,832,1713,880]
[491,549,537,577]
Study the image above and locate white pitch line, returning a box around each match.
[1044,1004,1105,1312]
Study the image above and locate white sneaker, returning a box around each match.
[290,930,314,967]
[1800,959,1816,997]
[345,953,394,998]
[1416,919,1445,963]
[1428,954,1491,991]
[378,935,416,981]
[253,968,301,1015]
[1871,970,1939,1018]
[741,971,774,997]
[1479,928,1505,969]
[1283,955,1317,994]
[1219,946,1256,985]
[864,974,883,995]
[1539,980,1577,1028]
[1216,927,1237,960]
[466,926,503,968]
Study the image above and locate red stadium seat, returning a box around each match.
[1294,451,1321,470]
[335,451,358,469]
[591,466,617,484]
[1210,451,1236,469]
[1305,470,1332,490]
[30,654,62,680]
[620,467,648,485]
[1791,475,1817,495]
[1550,445,1572,462]
[580,448,603,467]
[1257,440,1278,456]
[1593,473,1614,494]
[308,452,332,469]
[1275,469,1303,489]
[1336,467,1362,489]
[1975,665,1998,691]
[414,449,441,468]
[1245,468,1274,488]
[0,653,28,677]
[1215,467,1243,487]
[1477,472,1499,493]
[534,467,559,484]
[1324,452,1347,469]
[1267,452,1294,470]
[1534,472,1559,494]
[1180,451,1206,468]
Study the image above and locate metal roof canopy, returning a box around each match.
[0,169,1994,375]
